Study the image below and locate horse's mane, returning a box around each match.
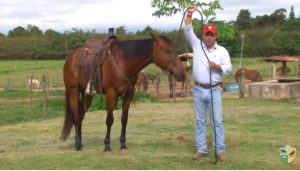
[110,35,171,59]
[110,39,152,59]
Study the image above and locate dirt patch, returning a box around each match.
[291,163,300,170]
[175,135,193,143]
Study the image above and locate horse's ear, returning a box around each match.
[149,31,158,41]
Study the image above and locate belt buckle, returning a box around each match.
[201,84,211,89]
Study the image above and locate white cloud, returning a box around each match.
[218,0,300,21]
[0,0,299,35]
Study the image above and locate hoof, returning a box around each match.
[120,148,127,153]
[75,146,83,151]
[75,148,82,151]
[75,142,83,151]
[103,150,112,155]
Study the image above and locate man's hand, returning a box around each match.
[187,4,197,14]
[185,4,197,25]
[208,61,222,72]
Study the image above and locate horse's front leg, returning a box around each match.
[120,89,134,151]
[103,92,116,153]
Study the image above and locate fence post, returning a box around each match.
[30,74,33,110]
[42,74,48,119]
[172,76,176,102]
[239,70,245,98]
[272,62,277,80]
[155,73,160,98]
[46,73,50,92]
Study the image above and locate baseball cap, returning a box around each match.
[202,24,217,35]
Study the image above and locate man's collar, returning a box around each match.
[201,41,218,51]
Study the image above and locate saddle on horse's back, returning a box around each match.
[85,39,106,55]
[78,28,118,95]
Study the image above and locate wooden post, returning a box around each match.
[155,73,160,98]
[272,62,277,80]
[42,74,48,119]
[239,70,245,98]
[172,76,176,102]
[47,73,50,92]
[30,74,33,110]
[186,72,190,96]
[282,61,287,77]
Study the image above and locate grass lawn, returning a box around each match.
[0,96,299,169]
[0,59,299,169]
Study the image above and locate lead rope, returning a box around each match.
[178,8,218,164]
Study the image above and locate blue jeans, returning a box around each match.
[192,86,225,154]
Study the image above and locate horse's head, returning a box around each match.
[150,32,186,81]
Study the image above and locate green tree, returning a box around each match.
[136,25,155,36]
[214,21,239,57]
[150,0,240,57]
[289,5,295,20]
[281,18,300,31]
[270,8,286,26]
[27,24,43,37]
[271,29,300,55]
[235,9,251,30]
[7,26,28,37]
[116,26,127,35]
[254,15,270,28]
[65,28,88,49]
[151,0,222,22]
[243,28,276,57]
[44,29,65,59]
[45,29,61,38]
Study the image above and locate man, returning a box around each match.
[183,5,232,162]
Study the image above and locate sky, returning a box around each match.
[0,0,299,35]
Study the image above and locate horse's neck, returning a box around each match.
[119,40,154,77]
[123,55,152,78]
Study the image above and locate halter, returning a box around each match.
[152,40,178,70]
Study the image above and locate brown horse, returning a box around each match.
[146,73,160,85]
[277,66,291,76]
[60,32,186,152]
[168,67,191,97]
[135,72,148,91]
[235,67,262,82]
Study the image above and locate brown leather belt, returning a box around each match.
[194,81,222,89]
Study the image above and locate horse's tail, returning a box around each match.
[60,91,73,141]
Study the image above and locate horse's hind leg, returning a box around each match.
[68,87,83,150]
